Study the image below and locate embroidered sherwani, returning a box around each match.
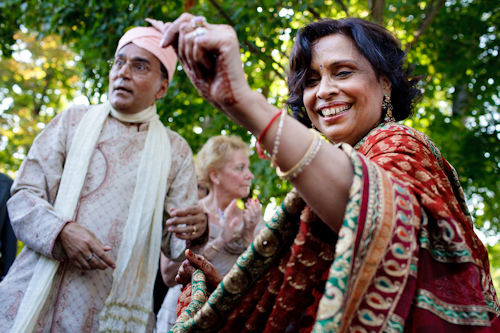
[0,105,198,333]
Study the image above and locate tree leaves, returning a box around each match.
[0,31,82,175]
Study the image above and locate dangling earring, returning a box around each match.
[311,122,315,129]
[382,95,395,123]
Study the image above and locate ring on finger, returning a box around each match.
[191,225,197,235]
[86,253,95,262]
[193,27,207,37]
[191,16,207,28]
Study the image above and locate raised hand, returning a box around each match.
[160,13,252,124]
[242,198,262,245]
[217,198,242,245]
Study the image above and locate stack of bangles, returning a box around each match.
[256,110,323,181]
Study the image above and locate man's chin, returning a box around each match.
[109,98,131,112]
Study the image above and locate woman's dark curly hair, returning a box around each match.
[286,18,422,127]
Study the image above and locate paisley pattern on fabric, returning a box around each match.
[170,124,500,333]
[313,144,416,332]
[172,270,208,331]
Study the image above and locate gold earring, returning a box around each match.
[382,95,395,122]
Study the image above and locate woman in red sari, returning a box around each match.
[161,15,500,332]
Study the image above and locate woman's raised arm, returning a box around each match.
[161,14,353,233]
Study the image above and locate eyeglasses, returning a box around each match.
[110,58,164,76]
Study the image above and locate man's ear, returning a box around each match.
[155,78,169,100]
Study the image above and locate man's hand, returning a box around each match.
[58,222,116,270]
[166,205,207,240]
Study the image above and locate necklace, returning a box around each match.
[201,199,221,219]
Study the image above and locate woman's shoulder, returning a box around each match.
[364,123,428,143]
[357,123,436,152]
[357,123,445,169]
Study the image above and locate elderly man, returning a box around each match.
[0,19,206,333]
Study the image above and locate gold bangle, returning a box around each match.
[276,129,323,180]
[208,243,220,252]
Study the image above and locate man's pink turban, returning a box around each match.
[116,18,177,83]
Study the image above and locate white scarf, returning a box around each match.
[11,101,171,333]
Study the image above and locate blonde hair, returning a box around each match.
[195,135,252,188]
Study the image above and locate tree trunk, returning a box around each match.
[370,0,385,24]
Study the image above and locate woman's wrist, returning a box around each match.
[211,237,226,250]
[223,91,279,137]
[203,238,226,259]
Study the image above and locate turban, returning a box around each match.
[116,18,177,83]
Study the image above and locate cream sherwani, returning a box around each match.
[0,105,198,332]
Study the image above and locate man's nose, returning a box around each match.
[117,62,132,78]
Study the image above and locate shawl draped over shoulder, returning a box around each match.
[170,123,500,333]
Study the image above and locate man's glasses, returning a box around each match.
[110,58,164,76]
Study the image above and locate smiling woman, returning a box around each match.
[161,14,500,332]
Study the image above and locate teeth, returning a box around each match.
[321,105,351,117]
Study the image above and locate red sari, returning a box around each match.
[171,124,500,333]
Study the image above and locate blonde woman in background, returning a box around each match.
[155,135,263,332]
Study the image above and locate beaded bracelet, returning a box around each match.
[276,129,323,180]
[255,110,282,160]
[270,109,287,168]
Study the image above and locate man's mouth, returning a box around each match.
[319,104,352,117]
[115,86,132,93]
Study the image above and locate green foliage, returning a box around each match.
[0,0,499,217]
[0,31,82,175]
[488,242,500,291]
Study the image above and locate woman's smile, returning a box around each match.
[318,103,352,117]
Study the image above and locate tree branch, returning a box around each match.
[308,0,349,19]
[334,0,350,16]
[405,0,446,53]
[206,0,285,80]
[307,6,322,20]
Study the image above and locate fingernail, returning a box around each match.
[187,249,193,256]
[111,265,116,269]
[168,227,174,232]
